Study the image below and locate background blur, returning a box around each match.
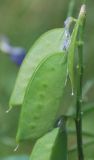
[0,0,94,159]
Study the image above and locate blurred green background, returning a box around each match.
[0,0,94,159]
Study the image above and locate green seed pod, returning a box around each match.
[29,127,67,160]
[16,52,67,142]
[9,28,64,108]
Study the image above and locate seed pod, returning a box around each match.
[16,52,67,141]
[9,28,64,108]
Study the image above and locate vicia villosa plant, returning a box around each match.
[9,1,91,160]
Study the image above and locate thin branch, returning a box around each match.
[75,4,86,160]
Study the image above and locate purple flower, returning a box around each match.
[0,36,26,66]
[10,47,26,66]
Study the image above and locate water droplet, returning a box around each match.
[71,92,74,96]
[6,108,11,113]
[71,88,74,96]
[14,144,19,152]
[55,116,64,128]
[71,91,74,96]
[57,119,62,127]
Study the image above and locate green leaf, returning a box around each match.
[9,28,64,108]
[16,52,67,141]
[29,127,67,160]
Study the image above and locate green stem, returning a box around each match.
[75,5,86,160]
[67,0,76,17]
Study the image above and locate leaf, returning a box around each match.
[9,28,64,108]
[16,52,67,142]
[29,127,67,160]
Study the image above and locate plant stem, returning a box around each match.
[67,0,76,17]
[75,5,86,160]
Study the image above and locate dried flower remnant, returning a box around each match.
[62,17,73,51]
